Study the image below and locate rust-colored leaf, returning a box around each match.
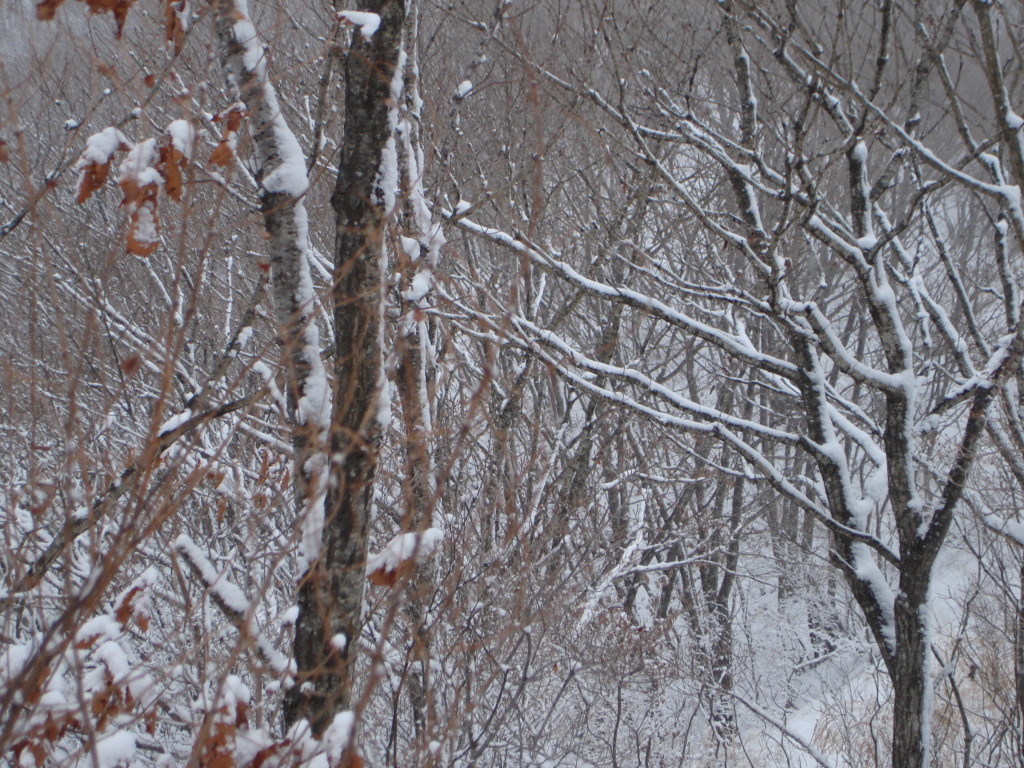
[0,140,8,163]
[206,754,235,768]
[165,0,185,54]
[249,741,289,768]
[76,161,111,205]
[367,559,414,588]
[82,0,137,38]
[96,61,117,80]
[221,109,244,134]
[120,179,160,257]
[367,565,396,587]
[28,742,47,767]
[234,701,249,729]
[20,664,50,705]
[115,585,143,626]
[36,0,65,20]
[145,708,158,735]
[209,106,245,167]
[120,352,143,377]
[91,690,110,718]
[42,716,60,743]
[208,141,233,167]
[157,142,186,202]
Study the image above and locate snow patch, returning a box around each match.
[158,409,192,436]
[174,534,250,616]
[166,119,194,159]
[366,528,444,575]
[78,127,128,166]
[81,729,136,768]
[338,11,380,40]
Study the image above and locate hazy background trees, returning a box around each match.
[4,1,1024,767]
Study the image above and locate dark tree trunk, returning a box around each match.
[891,578,931,768]
[285,0,407,735]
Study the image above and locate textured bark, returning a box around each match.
[394,12,439,745]
[213,0,320,444]
[285,0,406,735]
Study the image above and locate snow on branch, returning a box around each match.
[366,528,443,587]
[446,212,801,381]
[175,534,250,620]
[338,10,381,41]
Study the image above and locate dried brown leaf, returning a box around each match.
[158,142,186,202]
[76,161,111,205]
[208,141,234,167]
[36,0,65,21]
[165,0,185,54]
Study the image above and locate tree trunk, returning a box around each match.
[285,0,407,735]
[891,581,931,768]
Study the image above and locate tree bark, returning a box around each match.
[285,0,407,735]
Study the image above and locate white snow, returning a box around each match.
[298,454,328,567]
[366,528,444,575]
[281,606,300,625]
[400,235,421,260]
[338,10,380,40]
[174,534,250,616]
[231,1,309,198]
[118,138,158,185]
[851,542,896,653]
[78,127,127,165]
[850,138,868,162]
[82,729,136,768]
[76,615,122,646]
[158,409,192,436]
[323,711,355,764]
[402,270,433,304]
[0,643,30,686]
[455,80,473,99]
[376,379,393,430]
[166,119,194,159]
[131,203,159,247]
[376,135,399,212]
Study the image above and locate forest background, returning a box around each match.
[3,1,1024,767]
